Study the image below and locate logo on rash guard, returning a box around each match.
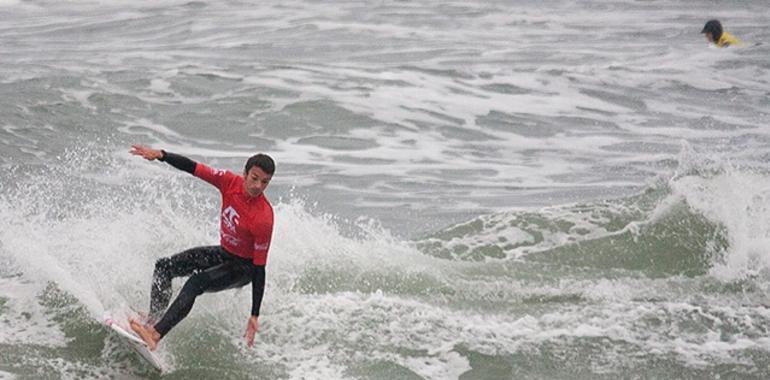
[222,232,242,247]
[222,206,240,233]
[253,242,269,251]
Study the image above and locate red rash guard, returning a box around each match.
[193,163,274,265]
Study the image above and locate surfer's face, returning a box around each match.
[243,166,272,197]
[705,32,715,43]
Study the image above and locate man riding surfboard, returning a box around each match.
[128,145,275,351]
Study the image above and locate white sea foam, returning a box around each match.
[0,278,67,347]
[671,169,770,280]
[235,288,764,376]
[117,118,183,140]
[149,78,172,94]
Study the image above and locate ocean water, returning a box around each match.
[1,0,770,379]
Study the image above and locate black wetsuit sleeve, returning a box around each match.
[251,265,266,316]
[159,150,197,174]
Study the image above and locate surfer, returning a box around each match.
[127,145,274,351]
[701,19,741,48]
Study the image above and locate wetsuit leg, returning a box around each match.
[153,256,253,337]
[149,245,226,320]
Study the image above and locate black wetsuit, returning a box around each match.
[149,152,267,337]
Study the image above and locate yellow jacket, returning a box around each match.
[717,32,741,48]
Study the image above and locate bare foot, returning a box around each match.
[134,311,157,326]
[128,317,161,351]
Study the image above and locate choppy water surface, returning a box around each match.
[1,0,770,379]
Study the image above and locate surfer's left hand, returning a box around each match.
[244,315,259,347]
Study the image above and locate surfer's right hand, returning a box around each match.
[130,145,164,161]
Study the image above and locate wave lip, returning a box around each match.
[416,163,770,281]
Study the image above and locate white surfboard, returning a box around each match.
[104,315,165,372]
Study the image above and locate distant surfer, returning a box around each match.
[701,19,742,48]
[128,145,275,351]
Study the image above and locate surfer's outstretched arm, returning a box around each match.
[130,145,197,174]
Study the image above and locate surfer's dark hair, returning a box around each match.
[701,19,723,41]
[245,153,275,175]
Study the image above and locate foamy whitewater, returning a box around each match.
[1,0,770,379]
